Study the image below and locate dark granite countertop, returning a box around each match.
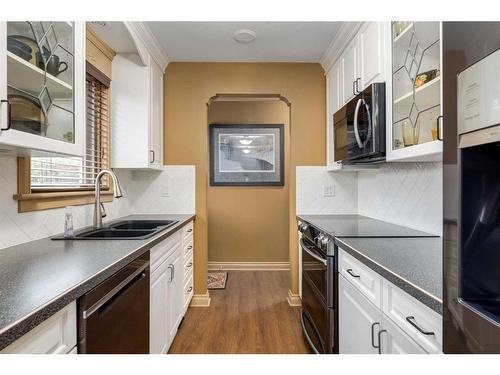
[335,236,443,314]
[0,214,194,351]
[297,214,435,237]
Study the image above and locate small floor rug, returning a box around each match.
[207,272,228,290]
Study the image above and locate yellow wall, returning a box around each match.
[164,62,326,297]
[207,101,290,263]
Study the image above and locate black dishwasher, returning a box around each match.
[77,252,150,354]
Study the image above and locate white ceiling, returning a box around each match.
[146,22,342,62]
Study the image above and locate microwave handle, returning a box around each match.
[353,98,373,149]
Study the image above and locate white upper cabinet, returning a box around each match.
[104,22,166,170]
[326,60,341,168]
[111,53,164,170]
[149,59,163,168]
[0,22,85,157]
[341,39,358,103]
[358,22,385,90]
[387,21,442,162]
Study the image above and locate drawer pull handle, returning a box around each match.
[187,229,193,233]
[346,269,360,278]
[371,322,380,350]
[187,262,193,268]
[405,316,435,336]
[187,245,193,250]
[187,286,193,293]
[377,329,387,354]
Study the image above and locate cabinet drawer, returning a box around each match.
[182,221,194,239]
[339,248,382,308]
[151,230,182,271]
[183,237,193,254]
[382,279,442,353]
[184,252,194,279]
[183,276,194,310]
[1,302,76,354]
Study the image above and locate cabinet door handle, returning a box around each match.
[436,115,443,141]
[168,264,175,282]
[406,316,435,335]
[355,78,361,94]
[352,81,356,96]
[377,329,387,354]
[150,150,155,163]
[1,99,11,131]
[346,268,360,278]
[371,322,380,350]
[187,286,193,293]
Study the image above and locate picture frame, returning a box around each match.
[209,124,284,186]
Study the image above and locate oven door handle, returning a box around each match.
[300,239,327,266]
[300,308,324,354]
[353,98,372,149]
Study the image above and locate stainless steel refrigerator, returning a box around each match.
[443,22,500,353]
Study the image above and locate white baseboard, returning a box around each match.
[287,289,302,307]
[208,261,290,271]
[190,292,211,307]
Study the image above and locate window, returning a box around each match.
[31,74,110,191]
[15,72,112,212]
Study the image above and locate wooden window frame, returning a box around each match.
[14,27,116,213]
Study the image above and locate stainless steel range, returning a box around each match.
[298,222,337,354]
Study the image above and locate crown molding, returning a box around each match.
[320,22,364,74]
[123,22,169,71]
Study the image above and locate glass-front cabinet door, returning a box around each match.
[0,21,84,156]
[389,21,443,161]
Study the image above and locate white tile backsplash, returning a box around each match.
[358,162,442,235]
[296,166,358,215]
[0,156,195,250]
[296,162,442,236]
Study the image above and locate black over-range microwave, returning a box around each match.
[333,82,386,163]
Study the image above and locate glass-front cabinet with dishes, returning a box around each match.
[389,21,443,161]
[0,21,85,156]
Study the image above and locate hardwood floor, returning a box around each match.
[169,271,311,354]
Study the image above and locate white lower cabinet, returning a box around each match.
[379,315,426,354]
[150,242,184,354]
[166,247,184,342]
[150,258,170,354]
[338,247,439,354]
[1,302,76,354]
[339,275,380,354]
[182,220,194,312]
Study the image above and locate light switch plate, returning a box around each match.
[323,185,335,197]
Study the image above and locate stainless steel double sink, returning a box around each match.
[52,220,178,240]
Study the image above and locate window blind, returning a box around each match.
[31,73,110,190]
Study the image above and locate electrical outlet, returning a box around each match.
[160,184,170,197]
[323,185,335,197]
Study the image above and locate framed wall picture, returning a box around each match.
[209,124,284,186]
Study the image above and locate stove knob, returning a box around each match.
[316,234,324,246]
[321,236,330,246]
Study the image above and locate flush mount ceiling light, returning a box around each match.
[239,139,253,145]
[233,29,257,44]
[242,149,251,154]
